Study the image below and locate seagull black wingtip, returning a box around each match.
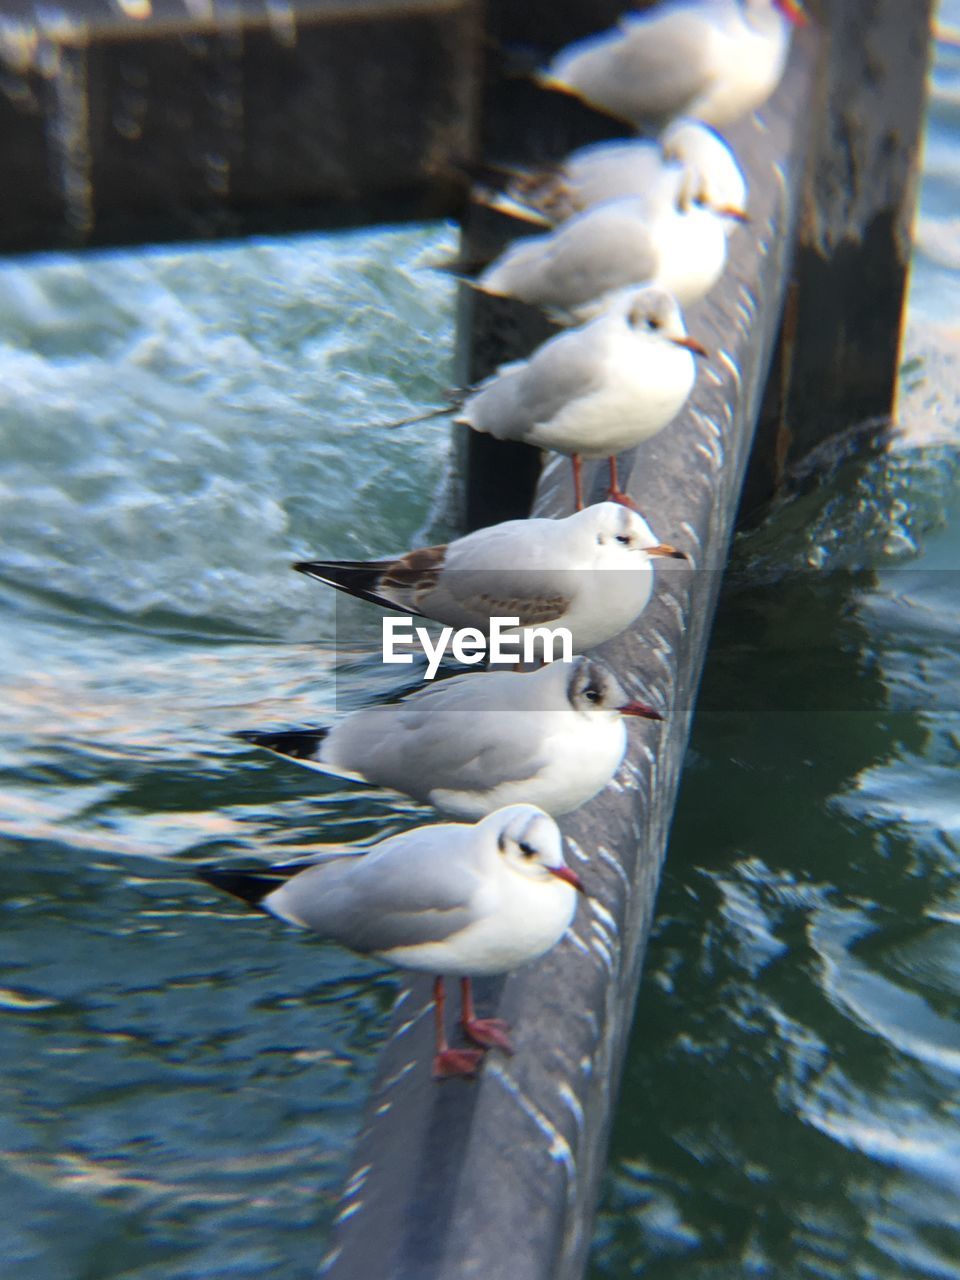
[235,727,327,761]
[196,866,277,909]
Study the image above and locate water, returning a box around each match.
[0,229,460,1279]
[2,14,959,1280]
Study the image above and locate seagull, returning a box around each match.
[196,804,584,1078]
[477,120,748,232]
[294,501,687,656]
[457,286,704,508]
[475,185,737,315]
[537,0,807,131]
[237,656,662,819]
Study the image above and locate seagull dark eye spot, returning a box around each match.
[646,316,661,331]
[616,534,631,545]
[518,841,537,858]
[584,687,601,703]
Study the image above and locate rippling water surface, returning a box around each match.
[0,228,459,1279]
[2,11,959,1280]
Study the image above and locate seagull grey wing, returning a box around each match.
[600,12,720,123]
[446,586,571,629]
[416,559,574,630]
[479,205,661,313]
[266,833,482,953]
[566,141,665,211]
[329,677,550,794]
[461,317,613,440]
[537,204,661,309]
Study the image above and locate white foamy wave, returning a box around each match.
[0,225,458,638]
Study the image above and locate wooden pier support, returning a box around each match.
[0,0,483,251]
[742,0,935,513]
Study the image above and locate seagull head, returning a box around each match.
[579,501,689,562]
[661,121,748,224]
[674,163,748,227]
[567,656,662,722]
[488,804,584,893]
[623,287,708,358]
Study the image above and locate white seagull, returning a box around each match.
[538,0,807,130]
[237,656,662,819]
[475,185,736,316]
[457,286,704,508]
[479,120,748,232]
[294,502,687,657]
[197,804,583,1078]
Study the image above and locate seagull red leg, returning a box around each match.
[432,976,484,1079]
[572,453,584,511]
[606,455,638,510]
[460,976,514,1054]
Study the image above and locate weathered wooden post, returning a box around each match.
[0,0,483,251]
[742,0,935,513]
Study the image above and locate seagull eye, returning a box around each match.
[518,841,537,859]
[584,687,601,703]
[646,316,661,331]
[616,534,631,545]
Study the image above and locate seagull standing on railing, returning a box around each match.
[197,805,584,1079]
[457,287,705,508]
[236,656,663,819]
[474,180,742,315]
[537,0,807,131]
[475,120,748,232]
[294,501,687,657]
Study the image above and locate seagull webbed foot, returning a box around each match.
[433,1047,485,1079]
[605,486,639,510]
[463,1017,514,1054]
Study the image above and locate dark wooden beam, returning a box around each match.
[0,0,482,252]
[741,0,934,517]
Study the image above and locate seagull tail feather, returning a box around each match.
[291,559,407,613]
[235,728,328,763]
[196,867,277,909]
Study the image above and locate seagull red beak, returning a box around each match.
[619,700,663,721]
[775,0,808,26]
[647,543,689,560]
[670,335,708,357]
[549,865,585,894]
[715,205,750,223]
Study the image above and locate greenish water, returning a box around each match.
[2,13,959,1280]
